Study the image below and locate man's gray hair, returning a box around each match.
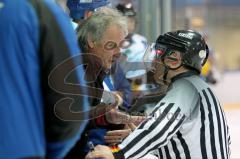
[77,8,128,52]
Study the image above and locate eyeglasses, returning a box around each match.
[102,40,131,51]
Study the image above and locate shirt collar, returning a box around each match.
[171,70,199,83]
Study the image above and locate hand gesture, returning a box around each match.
[104,129,132,145]
[85,145,114,159]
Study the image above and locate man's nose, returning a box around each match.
[114,46,121,53]
[113,52,121,59]
[112,46,121,56]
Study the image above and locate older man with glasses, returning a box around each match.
[65,8,145,159]
[66,0,133,109]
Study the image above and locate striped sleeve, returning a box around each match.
[113,102,187,159]
[198,88,231,159]
[113,78,199,159]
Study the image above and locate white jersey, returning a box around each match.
[113,71,231,159]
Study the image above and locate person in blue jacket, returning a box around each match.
[0,0,89,158]
[67,0,111,29]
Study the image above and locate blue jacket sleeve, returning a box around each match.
[112,63,132,108]
[29,0,89,158]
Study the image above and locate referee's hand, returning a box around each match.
[105,108,146,125]
[85,145,114,159]
[104,129,132,145]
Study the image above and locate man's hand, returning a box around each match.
[105,123,137,145]
[104,129,132,145]
[130,116,146,126]
[125,123,137,130]
[105,108,130,124]
[101,91,123,107]
[105,107,146,125]
[85,145,114,159]
[105,108,146,125]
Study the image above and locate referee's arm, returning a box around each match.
[112,79,199,159]
[112,102,187,159]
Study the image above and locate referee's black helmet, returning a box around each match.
[155,30,209,73]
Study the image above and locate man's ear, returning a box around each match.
[87,36,94,49]
[84,10,93,20]
[164,51,182,69]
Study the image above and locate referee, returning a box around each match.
[86,30,231,159]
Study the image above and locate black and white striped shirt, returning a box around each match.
[113,72,230,159]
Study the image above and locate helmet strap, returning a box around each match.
[162,65,170,83]
[169,63,182,70]
[161,59,182,84]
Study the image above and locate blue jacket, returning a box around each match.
[83,63,132,153]
[104,62,132,108]
[0,0,88,158]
